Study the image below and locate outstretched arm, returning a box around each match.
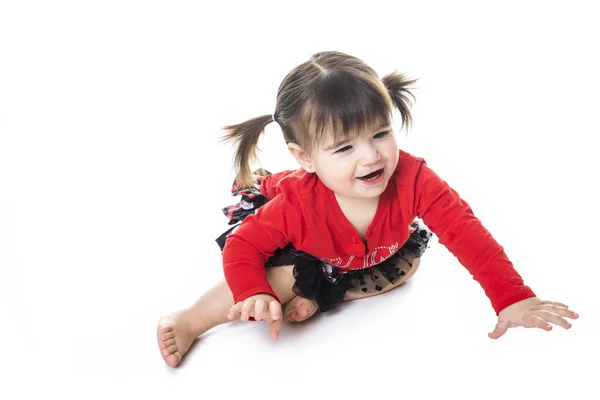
[412,159,579,337]
[413,159,535,314]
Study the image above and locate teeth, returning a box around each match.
[360,169,382,181]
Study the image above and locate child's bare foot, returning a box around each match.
[285,296,319,323]
[157,311,202,367]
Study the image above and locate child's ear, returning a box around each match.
[287,143,315,173]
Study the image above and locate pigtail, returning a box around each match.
[220,114,273,188]
[382,71,419,131]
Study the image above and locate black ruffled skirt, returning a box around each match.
[216,170,433,313]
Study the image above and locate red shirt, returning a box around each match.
[222,149,536,315]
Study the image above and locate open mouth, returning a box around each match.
[357,168,383,182]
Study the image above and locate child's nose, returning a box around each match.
[360,145,381,164]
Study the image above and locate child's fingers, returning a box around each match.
[539,300,568,309]
[271,318,281,340]
[268,300,282,321]
[264,317,282,341]
[534,304,579,320]
[488,320,510,339]
[228,302,243,320]
[241,300,255,322]
[531,310,572,330]
[522,313,553,331]
[254,299,267,321]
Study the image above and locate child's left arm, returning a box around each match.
[412,159,579,337]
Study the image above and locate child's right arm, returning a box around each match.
[222,192,303,340]
[221,191,304,306]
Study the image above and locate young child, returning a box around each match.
[157,50,579,367]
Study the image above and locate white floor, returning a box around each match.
[2,2,599,399]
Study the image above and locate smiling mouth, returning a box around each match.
[357,168,383,181]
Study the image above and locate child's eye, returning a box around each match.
[374,130,390,139]
[334,145,352,154]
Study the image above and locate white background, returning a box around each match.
[1,1,599,399]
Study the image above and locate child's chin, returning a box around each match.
[355,184,386,198]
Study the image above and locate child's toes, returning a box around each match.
[285,296,318,323]
[164,350,181,367]
[285,306,304,322]
[156,311,198,367]
[158,324,173,335]
[162,343,178,356]
[160,338,176,350]
[298,305,309,318]
[284,309,295,322]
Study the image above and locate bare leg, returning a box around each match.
[157,265,297,367]
[158,256,422,367]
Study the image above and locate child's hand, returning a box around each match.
[488,297,579,339]
[227,293,282,340]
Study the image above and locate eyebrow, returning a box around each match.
[324,124,392,151]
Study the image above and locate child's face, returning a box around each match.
[307,119,399,200]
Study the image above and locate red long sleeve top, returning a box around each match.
[222,149,536,315]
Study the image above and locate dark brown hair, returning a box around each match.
[220,50,418,187]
